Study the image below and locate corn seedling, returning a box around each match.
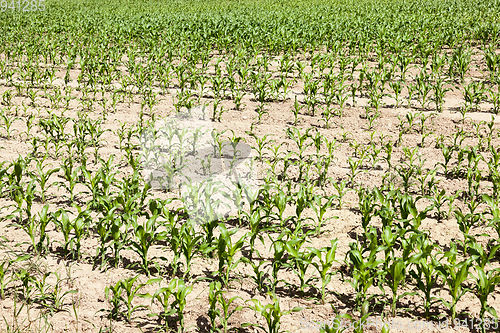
[406,233,441,320]
[347,234,384,311]
[309,239,338,304]
[129,215,168,275]
[0,110,17,139]
[216,224,246,287]
[470,266,500,333]
[208,281,243,333]
[436,243,472,324]
[243,294,302,333]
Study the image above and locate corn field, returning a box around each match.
[1,0,500,332]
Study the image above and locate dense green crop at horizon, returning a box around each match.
[1,0,500,55]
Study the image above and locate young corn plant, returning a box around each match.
[454,208,481,254]
[164,216,184,276]
[95,207,128,269]
[483,194,500,238]
[208,281,243,333]
[347,233,384,311]
[389,79,403,108]
[449,45,472,82]
[15,266,38,305]
[2,90,12,106]
[0,110,17,139]
[243,294,302,333]
[241,255,270,294]
[347,156,364,188]
[432,77,451,112]
[180,222,203,279]
[397,193,431,231]
[30,160,59,204]
[59,156,80,202]
[384,257,409,317]
[169,278,193,332]
[51,209,74,259]
[291,96,304,126]
[119,275,156,324]
[303,73,321,116]
[102,280,124,321]
[30,271,57,313]
[269,238,287,294]
[467,238,500,270]
[484,45,500,82]
[406,83,418,109]
[216,224,246,288]
[67,204,91,260]
[378,224,400,266]
[358,187,378,235]
[463,80,487,111]
[488,85,500,114]
[245,132,274,162]
[436,243,473,325]
[415,72,433,110]
[0,254,29,300]
[309,239,338,304]
[311,195,337,235]
[470,266,500,333]
[285,127,313,161]
[294,183,314,224]
[128,215,168,275]
[332,178,350,209]
[408,233,442,320]
[283,238,314,294]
